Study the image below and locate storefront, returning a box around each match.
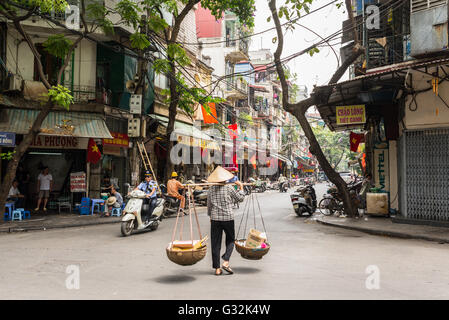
[102,132,130,193]
[0,107,113,208]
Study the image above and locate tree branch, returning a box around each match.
[170,0,199,43]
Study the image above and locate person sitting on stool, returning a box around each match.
[104,186,123,216]
[7,180,25,208]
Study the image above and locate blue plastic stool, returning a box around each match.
[5,202,14,219]
[11,209,22,221]
[14,208,30,220]
[4,212,10,221]
[110,207,122,217]
[22,210,31,219]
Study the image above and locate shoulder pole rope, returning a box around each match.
[254,192,268,242]
[237,190,251,239]
[189,186,203,240]
[170,188,186,244]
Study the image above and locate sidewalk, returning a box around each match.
[1,207,208,233]
[0,210,121,233]
[313,213,449,244]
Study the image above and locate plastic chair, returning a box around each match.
[4,212,10,221]
[110,207,122,217]
[79,198,91,215]
[58,201,72,213]
[11,209,22,221]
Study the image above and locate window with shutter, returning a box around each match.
[411,0,447,13]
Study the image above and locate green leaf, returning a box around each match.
[42,34,73,59]
[130,32,151,50]
[47,84,73,110]
[115,0,141,29]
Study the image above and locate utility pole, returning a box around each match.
[129,15,148,187]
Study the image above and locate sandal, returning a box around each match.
[215,268,223,276]
[222,265,234,274]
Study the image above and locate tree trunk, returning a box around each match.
[268,0,363,217]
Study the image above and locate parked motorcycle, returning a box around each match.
[159,183,187,218]
[121,189,163,236]
[290,185,317,216]
[192,187,208,206]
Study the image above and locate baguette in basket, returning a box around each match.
[169,236,208,251]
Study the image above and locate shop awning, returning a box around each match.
[0,108,113,139]
[149,114,219,150]
[271,153,292,166]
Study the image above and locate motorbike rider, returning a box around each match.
[134,171,158,222]
[167,172,186,213]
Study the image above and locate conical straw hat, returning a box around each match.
[207,166,234,183]
[106,196,117,206]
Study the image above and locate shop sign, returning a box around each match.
[70,172,86,192]
[103,145,122,156]
[0,132,15,147]
[336,105,366,125]
[103,132,129,148]
[176,134,219,150]
[374,148,389,191]
[30,135,88,149]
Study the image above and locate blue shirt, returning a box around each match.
[137,181,157,198]
[113,192,123,206]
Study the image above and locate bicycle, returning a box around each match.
[318,194,344,216]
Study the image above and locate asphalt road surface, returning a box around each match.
[1,183,449,300]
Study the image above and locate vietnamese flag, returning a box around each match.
[201,103,219,124]
[350,132,364,152]
[250,154,257,169]
[228,123,238,139]
[87,138,102,164]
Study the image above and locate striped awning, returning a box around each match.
[0,108,113,139]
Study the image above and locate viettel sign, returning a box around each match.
[336,105,366,125]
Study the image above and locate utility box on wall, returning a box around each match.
[128,118,140,137]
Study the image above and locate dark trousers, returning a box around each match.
[211,220,235,269]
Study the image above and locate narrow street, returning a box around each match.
[1,183,449,300]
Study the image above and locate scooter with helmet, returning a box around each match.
[120,175,164,236]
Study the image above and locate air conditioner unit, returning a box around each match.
[410,0,449,57]
[4,74,22,92]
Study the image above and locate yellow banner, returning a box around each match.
[176,135,219,150]
[336,105,366,125]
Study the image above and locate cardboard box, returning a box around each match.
[246,229,266,248]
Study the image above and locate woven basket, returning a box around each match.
[166,245,207,266]
[234,239,270,260]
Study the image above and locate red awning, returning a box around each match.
[254,65,267,72]
[249,85,268,92]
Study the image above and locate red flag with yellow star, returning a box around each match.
[350,132,363,152]
[87,138,102,164]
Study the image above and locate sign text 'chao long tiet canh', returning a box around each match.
[336,105,366,125]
